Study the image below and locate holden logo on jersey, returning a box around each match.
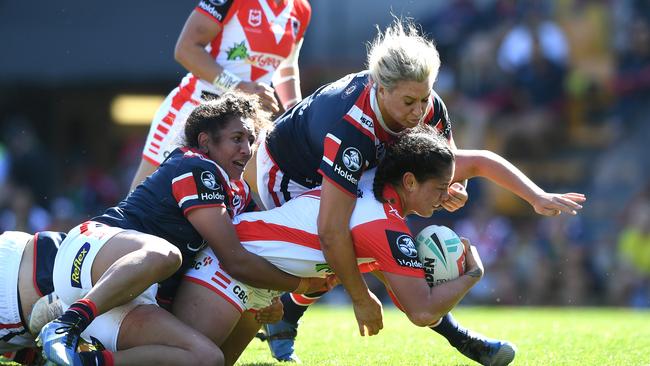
[248,9,262,27]
[386,230,423,269]
[342,147,362,172]
[209,0,228,5]
[201,171,220,191]
[397,235,418,258]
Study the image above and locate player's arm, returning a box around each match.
[188,207,324,293]
[384,238,483,327]
[453,149,586,216]
[273,39,304,111]
[318,179,383,336]
[176,6,278,112]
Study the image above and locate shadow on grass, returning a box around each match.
[238,363,276,366]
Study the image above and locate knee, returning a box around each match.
[144,244,182,278]
[189,340,224,366]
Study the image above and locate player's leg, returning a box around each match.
[429,313,516,366]
[39,223,182,365]
[172,280,242,346]
[114,304,223,366]
[263,291,326,362]
[221,311,262,366]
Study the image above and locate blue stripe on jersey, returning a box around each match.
[34,231,65,296]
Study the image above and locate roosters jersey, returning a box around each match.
[94,147,252,300]
[266,71,452,197]
[233,171,425,279]
[181,0,311,99]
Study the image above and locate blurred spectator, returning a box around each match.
[0,184,51,232]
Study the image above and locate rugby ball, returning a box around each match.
[415,225,466,287]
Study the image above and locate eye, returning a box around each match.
[233,136,242,143]
[404,100,414,106]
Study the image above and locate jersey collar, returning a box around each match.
[382,184,405,218]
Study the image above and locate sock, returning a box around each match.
[79,350,114,366]
[58,298,98,332]
[429,313,469,348]
[280,291,327,325]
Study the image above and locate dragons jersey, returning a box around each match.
[185,0,311,97]
[94,147,253,300]
[265,71,453,197]
[233,172,425,279]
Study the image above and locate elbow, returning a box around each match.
[174,41,189,65]
[317,225,342,251]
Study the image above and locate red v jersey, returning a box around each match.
[195,0,311,83]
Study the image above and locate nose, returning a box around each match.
[241,141,252,157]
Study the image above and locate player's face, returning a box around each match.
[377,79,432,131]
[403,165,453,217]
[207,117,256,180]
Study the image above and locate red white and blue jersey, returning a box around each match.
[179,0,311,100]
[233,175,425,278]
[94,147,252,300]
[266,71,452,197]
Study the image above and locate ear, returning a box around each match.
[402,172,417,192]
[197,132,210,152]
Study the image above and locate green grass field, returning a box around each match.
[238,305,650,366]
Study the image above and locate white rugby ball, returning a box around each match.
[415,225,466,287]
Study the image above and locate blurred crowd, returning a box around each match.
[1,0,649,307]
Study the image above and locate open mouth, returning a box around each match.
[233,160,246,168]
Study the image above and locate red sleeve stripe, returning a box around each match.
[172,172,197,207]
[183,203,226,216]
[235,220,321,250]
[322,133,340,167]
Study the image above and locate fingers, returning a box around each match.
[254,83,279,113]
[442,183,468,212]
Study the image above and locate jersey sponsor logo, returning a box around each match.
[386,230,423,269]
[342,147,362,172]
[200,191,225,201]
[70,242,91,288]
[232,285,248,304]
[359,115,374,129]
[248,53,283,69]
[334,164,358,185]
[192,255,214,270]
[201,171,220,190]
[227,41,249,60]
[198,1,225,22]
[209,0,228,5]
[397,235,418,258]
[248,9,262,27]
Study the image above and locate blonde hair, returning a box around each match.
[367,19,440,91]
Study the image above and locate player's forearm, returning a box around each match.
[454,150,544,205]
[274,67,301,110]
[174,42,224,83]
[409,274,480,327]
[319,229,368,301]
[224,250,301,291]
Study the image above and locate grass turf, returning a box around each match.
[238,305,650,366]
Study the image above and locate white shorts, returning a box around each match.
[183,248,281,312]
[53,222,158,351]
[0,231,35,353]
[141,87,200,166]
[256,137,311,210]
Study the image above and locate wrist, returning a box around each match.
[212,69,241,94]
